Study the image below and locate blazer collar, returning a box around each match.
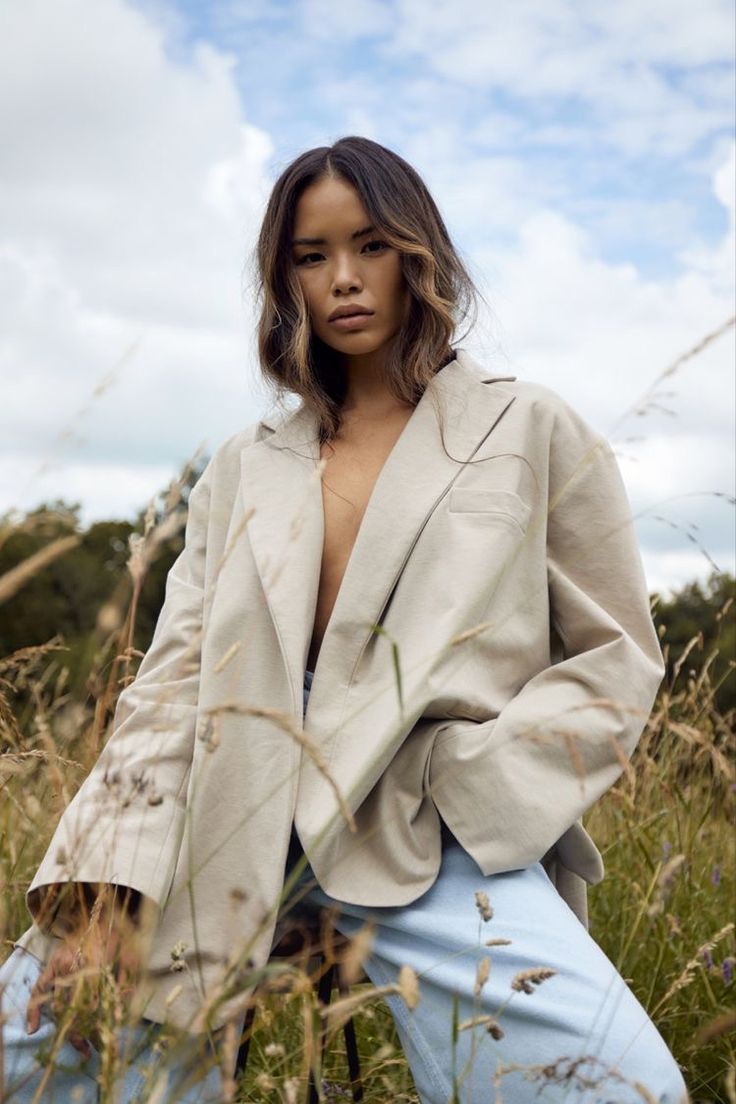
[239,347,517,719]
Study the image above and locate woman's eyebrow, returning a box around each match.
[291,224,375,247]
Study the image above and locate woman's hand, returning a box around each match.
[25,886,143,1057]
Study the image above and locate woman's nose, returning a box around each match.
[331,255,362,294]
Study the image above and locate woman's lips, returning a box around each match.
[328,312,374,331]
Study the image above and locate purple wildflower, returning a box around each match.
[661,841,671,859]
[710,866,721,886]
[701,949,715,971]
[723,958,734,985]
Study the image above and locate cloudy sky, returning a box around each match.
[1,0,734,596]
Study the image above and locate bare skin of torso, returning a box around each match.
[306,401,416,672]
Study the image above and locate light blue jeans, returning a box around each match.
[0,669,689,1102]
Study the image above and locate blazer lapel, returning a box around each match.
[239,401,324,717]
[239,348,517,726]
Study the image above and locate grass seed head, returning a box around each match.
[474,955,491,997]
[475,890,493,921]
[511,966,557,994]
[397,964,420,1010]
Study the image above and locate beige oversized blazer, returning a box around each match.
[16,348,665,1033]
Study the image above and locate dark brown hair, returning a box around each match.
[252,135,482,443]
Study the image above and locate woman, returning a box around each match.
[2,136,688,1102]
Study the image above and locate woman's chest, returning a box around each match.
[311,413,414,664]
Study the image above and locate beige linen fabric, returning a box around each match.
[15,348,664,1032]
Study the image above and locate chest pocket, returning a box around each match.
[448,488,532,533]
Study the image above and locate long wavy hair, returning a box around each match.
[253,135,482,444]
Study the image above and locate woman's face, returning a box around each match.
[291,174,410,365]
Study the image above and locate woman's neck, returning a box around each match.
[339,352,394,414]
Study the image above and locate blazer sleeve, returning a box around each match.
[26,453,214,936]
[430,394,665,875]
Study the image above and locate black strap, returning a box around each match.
[339,970,364,1101]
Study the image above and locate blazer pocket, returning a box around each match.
[448,488,532,532]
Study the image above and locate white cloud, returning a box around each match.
[1,454,176,528]
[680,141,736,298]
[386,0,733,156]
[0,0,276,524]
[642,549,724,598]
[462,141,734,408]
[204,122,275,223]
[299,0,394,40]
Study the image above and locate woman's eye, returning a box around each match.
[295,241,387,266]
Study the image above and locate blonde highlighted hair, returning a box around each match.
[253,135,482,443]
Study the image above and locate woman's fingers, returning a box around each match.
[68,1029,93,1058]
[24,921,141,1058]
[26,948,98,1057]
